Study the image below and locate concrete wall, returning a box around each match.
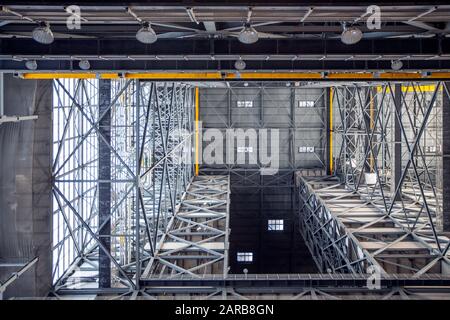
[0,74,52,298]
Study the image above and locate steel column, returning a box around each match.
[98,79,112,288]
[443,82,450,232]
[392,84,402,201]
[325,87,332,175]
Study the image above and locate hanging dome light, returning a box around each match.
[234,58,246,70]
[341,25,363,45]
[136,22,157,44]
[79,60,90,70]
[391,59,403,71]
[32,21,54,44]
[238,23,258,44]
[25,60,37,70]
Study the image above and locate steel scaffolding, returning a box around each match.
[55,273,450,300]
[49,79,450,298]
[297,82,450,276]
[51,79,197,292]
[141,175,230,279]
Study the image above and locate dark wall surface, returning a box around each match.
[0,74,52,298]
[227,172,317,274]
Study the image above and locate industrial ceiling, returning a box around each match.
[1,2,450,72]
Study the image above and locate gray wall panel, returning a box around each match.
[200,85,326,170]
[0,75,52,298]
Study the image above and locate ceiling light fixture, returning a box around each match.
[32,21,54,44]
[79,60,90,70]
[238,23,258,44]
[391,59,403,71]
[234,58,246,70]
[136,22,157,44]
[25,60,37,70]
[341,25,363,45]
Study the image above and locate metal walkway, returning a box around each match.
[141,175,230,279]
[58,273,450,300]
[296,172,450,276]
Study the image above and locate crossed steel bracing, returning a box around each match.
[53,273,450,300]
[141,175,230,279]
[51,78,197,292]
[49,78,450,297]
[296,81,450,276]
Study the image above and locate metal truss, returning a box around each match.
[3,4,450,73]
[3,40,450,72]
[296,174,381,274]
[296,82,450,276]
[141,175,230,279]
[53,273,450,300]
[51,78,196,292]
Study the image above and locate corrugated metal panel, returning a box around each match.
[200,85,326,170]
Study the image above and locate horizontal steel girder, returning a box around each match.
[1,38,450,71]
[139,273,450,288]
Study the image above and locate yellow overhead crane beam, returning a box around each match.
[195,87,200,176]
[21,73,119,79]
[20,72,224,80]
[19,71,450,80]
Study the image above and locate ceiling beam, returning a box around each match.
[0,37,448,71]
[1,59,449,72]
[1,1,449,5]
[1,38,448,56]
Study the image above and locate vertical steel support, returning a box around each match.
[327,82,450,275]
[392,84,402,201]
[326,87,332,175]
[443,82,450,232]
[0,73,4,117]
[195,87,200,175]
[135,80,141,289]
[51,79,196,293]
[369,87,376,173]
[98,79,112,288]
[289,86,295,169]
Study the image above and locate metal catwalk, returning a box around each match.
[48,80,450,299]
[294,82,450,277]
[297,172,450,276]
[51,79,196,292]
[141,175,230,279]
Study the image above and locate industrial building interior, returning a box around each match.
[1,2,450,301]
